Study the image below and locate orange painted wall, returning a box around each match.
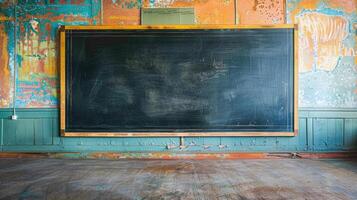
[0,2,13,108]
[236,0,285,24]
[0,23,11,107]
[102,0,285,25]
[103,0,141,25]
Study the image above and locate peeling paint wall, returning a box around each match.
[0,0,100,108]
[288,0,357,108]
[103,0,141,24]
[0,1,14,107]
[15,1,99,107]
[0,0,356,109]
[237,0,285,24]
[0,23,12,107]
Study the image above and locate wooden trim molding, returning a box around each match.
[294,24,299,136]
[2,152,356,160]
[62,131,296,137]
[59,24,298,137]
[61,24,295,30]
[59,29,66,132]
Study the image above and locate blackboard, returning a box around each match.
[61,26,296,136]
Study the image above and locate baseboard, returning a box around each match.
[0,152,356,160]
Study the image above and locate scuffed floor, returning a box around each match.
[0,158,356,199]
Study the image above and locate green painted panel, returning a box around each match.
[3,119,34,145]
[0,108,58,118]
[276,118,308,151]
[313,118,344,150]
[327,119,343,147]
[299,108,357,118]
[141,8,195,25]
[297,118,308,147]
[53,118,61,145]
[344,119,357,148]
[1,145,169,152]
[307,117,313,150]
[0,119,3,149]
[3,119,16,145]
[34,118,53,145]
[119,137,179,146]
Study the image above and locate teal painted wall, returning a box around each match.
[0,108,356,152]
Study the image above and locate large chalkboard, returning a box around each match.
[61,26,296,136]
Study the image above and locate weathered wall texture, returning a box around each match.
[236,0,285,24]
[0,0,100,108]
[103,0,141,25]
[288,0,357,108]
[0,1,14,108]
[0,0,356,109]
[103,0,285,25]
[0,1,356,153]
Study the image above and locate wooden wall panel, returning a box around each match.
[0,109,356,152]
[3,119,34,145]
[313,119,344,149]
[34,118,53,145]
[345,119,357,148]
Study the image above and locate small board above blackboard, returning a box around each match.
[60,25,298,137]
[141,8,195,25]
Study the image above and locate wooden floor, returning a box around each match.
[0,158,356,200]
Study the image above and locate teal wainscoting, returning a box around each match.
[0,108,356,152]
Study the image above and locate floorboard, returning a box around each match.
[0,158,356,199]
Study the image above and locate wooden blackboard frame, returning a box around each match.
[59,24,298,137]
